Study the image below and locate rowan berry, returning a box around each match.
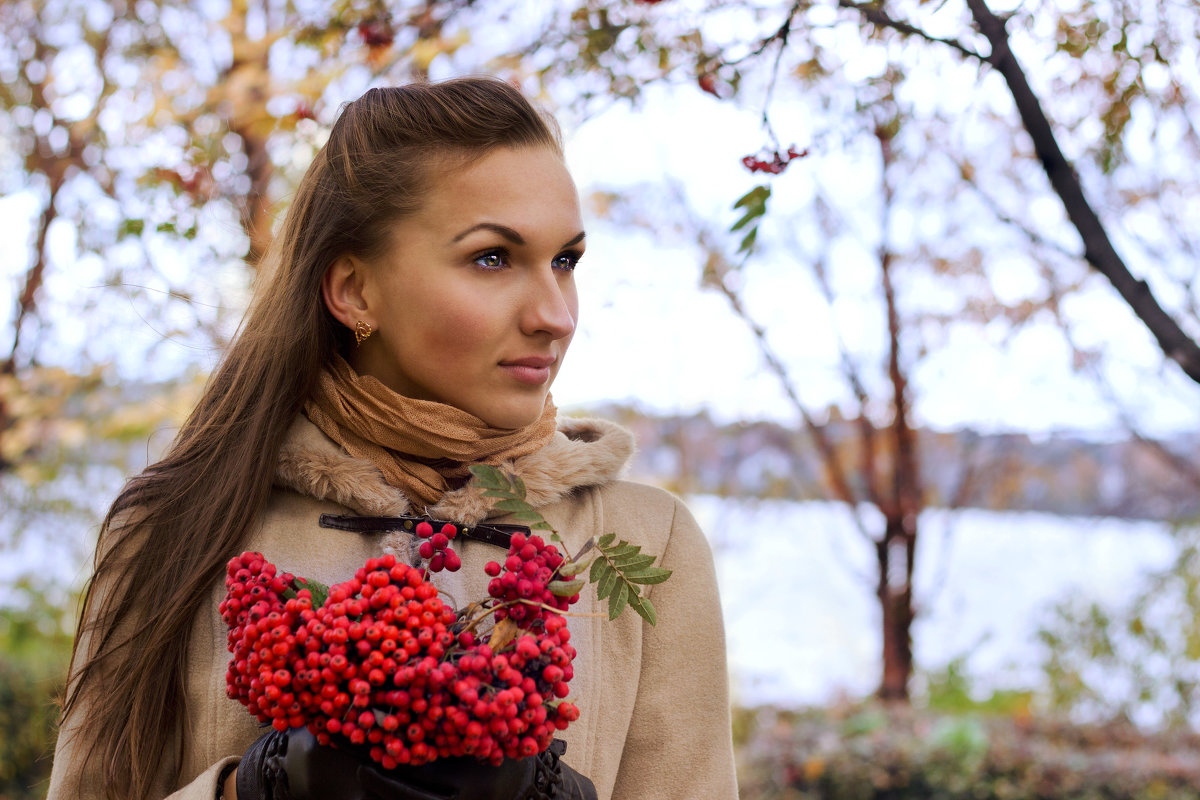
[223,539,579,769]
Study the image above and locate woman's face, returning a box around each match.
[351,146,583,429]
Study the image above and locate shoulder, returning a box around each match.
[595,478,686,523]
[589,479,713,568]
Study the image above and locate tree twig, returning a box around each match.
[837,0,984,61]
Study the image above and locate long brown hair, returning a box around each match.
[62,77,562,800]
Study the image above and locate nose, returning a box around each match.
[520,267,577,340]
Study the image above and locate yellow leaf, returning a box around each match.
[488,617,519,650]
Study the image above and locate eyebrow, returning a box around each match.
[450,223,587,250]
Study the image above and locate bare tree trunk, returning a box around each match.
[877,519,915,701]
[875,124,922,702]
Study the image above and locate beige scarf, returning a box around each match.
[303,355,558,508]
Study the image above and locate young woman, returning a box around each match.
[47,78,738,800]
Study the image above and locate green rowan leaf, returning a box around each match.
[612,552,654,569]
[288,576,330,609]
[731,185,770,254]
[732,184,770,210]
[624,566,673,585]
[588,533,671,623]
[549,577,585,597]
[492,498,535,513]
[470,465,555,531]
[609,582,630,620]
[597,566,620,600]
[558,558,589,578]
[589,557,609,584]
[738,227,758,254]
[627,593,658,626]
[510,474,528,500]
[468,464,507,490]
[730,210,756,232]
[604,542,639,559]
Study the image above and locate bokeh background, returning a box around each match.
[4,0,1200,797]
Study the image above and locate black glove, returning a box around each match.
[236,727,597,800]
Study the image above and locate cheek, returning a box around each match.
[407,293,502,364]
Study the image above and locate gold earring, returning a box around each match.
[354,320,374,346]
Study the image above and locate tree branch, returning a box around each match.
[838,0,984,61]
[722,0,804,68]
[810,252,887,510]
[876,126,922,545]
[964,0,1200,385]
[704,255,865,514]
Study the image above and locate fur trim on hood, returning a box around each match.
[275,414,635,524]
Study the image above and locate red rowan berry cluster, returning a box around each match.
[222,550,579,769]
[219,552,309,729]
[485,532,579,628]
[741,146,809,175]
[416,521,461,573]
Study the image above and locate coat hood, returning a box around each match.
[274,413,635,524]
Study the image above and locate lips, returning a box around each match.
[499,355,557,385]
[500,356,556,369]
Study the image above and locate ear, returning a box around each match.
[322,255,372,331]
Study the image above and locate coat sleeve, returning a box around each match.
[609,498,739,800]
[45,711,238,800]
[45,619,244,800]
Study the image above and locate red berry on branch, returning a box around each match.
[357,18,395,49]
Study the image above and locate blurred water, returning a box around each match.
[1,489,1183,715]
[688,496,1178,707]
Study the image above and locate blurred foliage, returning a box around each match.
[1038,525,1200,730]
[736,702,1200,800]
[920,657,1035,719]
[2,0,1200,764]
[0,583,74,800]
[0,366,206,599]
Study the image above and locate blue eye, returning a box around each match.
[553,251,582,272]
[474,250,509,270]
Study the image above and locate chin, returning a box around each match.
[474,399,550,431]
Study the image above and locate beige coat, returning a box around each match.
[47,416,739,800]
